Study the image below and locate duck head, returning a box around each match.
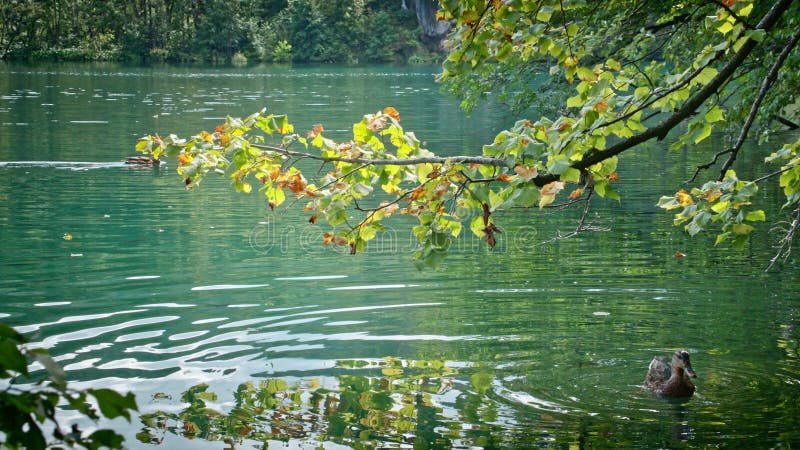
[672,350,697,378]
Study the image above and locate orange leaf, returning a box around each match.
[383,106,400,121]
[409,185,426,201]
[594,98,608,112]
[306,123,324,139]
[269,166,281,181]
[496,173,514,182]
[286,172,307,194]
[607,172,619,182]
[722,0,735,6]
[556,121,572,131]
[568,188,583,200]
[674,251,687,259]
[178,153,193,166]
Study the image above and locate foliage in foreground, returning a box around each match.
[0,323,137,450]
[136,0,800,269]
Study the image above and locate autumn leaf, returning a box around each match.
[178,153,193,166]
[568,188,583,200]
[675,251,687,259]
[409,185,426,201]
[607,172,619,182]
[383,106,401,121]
[366,116,387,131]
[306,123,324,139]
[539,181,565,208]
[285,172,307,194]
[701,189,722,203]
[676,189,694,207]
[556,121,572,131]
[496,173,514,182]
[269,166,281,181]
[308,213,319,224]
[379,201,399,215]
[433,181,451,198]
[565,55,579,67]
[594,98,608,112]
[722,0,735,6]
[199,131,213,143]
[514,165,539,181]
[219,132,231,146]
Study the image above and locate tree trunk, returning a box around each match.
[407,0,451,51]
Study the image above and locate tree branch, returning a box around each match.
[251,143,508,167]
[536,0,796,187]
[766,202,800,271]
[718,24,800,179]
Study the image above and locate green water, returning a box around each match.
[1,62,799,449]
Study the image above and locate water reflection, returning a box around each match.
[2,63,800,448]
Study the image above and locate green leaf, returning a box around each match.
[704,106,724,123]
[0,340,28,376]
[744,210,765,222]
[29,349,66,389]
[89,388,138,421]
[470,216,486,237]
[731,223,754,235]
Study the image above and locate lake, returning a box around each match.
[1,62,799,449]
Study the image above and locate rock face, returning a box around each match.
[407,0,452,50]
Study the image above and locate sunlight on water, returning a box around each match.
[0,63,799,448]
[190,284,270,291]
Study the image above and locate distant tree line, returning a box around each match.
[0,0,444,64]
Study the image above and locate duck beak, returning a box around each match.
[685,364,697,378]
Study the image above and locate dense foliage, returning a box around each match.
[0,324,137,449]
[137,0,800,269]
[0,0,435,63]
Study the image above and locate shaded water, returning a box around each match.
[1,62,799,448]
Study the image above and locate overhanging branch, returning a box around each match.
[538,0,795,186]
[718,24,800,179]
[251,143,508,167]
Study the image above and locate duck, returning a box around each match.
[125,155,161,165]
[644,350,697,397]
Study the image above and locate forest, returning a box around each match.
[0,0,444,64]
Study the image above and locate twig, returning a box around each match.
[251,143,508,168]
[718,25,800,179]
[766,203,800,271]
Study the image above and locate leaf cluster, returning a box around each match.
[0,323,137,450]
[139,0,800,267]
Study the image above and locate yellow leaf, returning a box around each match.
[539,181,565,208]
[677,189,694,207]
[565,55,579,67]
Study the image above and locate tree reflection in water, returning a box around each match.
[136,357,515,449]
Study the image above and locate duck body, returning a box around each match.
[125,156,161,165]
[644,350,697,397]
